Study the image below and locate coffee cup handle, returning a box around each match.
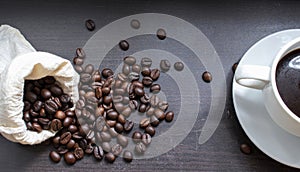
[235,65,271,90]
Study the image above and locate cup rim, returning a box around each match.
[271,37,300,123]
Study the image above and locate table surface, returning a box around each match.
[1,0,300,171]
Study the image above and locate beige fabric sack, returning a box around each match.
[0,25,79,145]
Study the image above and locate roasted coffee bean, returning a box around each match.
[141,67,151,77]
[150,115,160,127]
[40,88,51,100]
[113,95,123,103]
[232,62,238,72]
[53,97,62,108]
[154,109,165,120]
[174,61,184,71]
[124,120,134,132]
[146,107,155,116]
[117,73,128,82]
[85,143,94,154]
[106,120,116,128]
[150,69,160,81]
[102,142,112,152]
[105,152,116,163]
[73,57,84,65]
[84,91,95,100]
[123,150,133,162]
[25,92,37,103]
[129,100,138,110]
[165,111,174,122]
[157,28,166,40]
[132,131,142,143]
[114,88,125,95]
[43,76,55,84]
[101,87,111,95]
[145,126,156,136]
[240,143,252,155]
[123,56,136,65]
[39,108,46,117]
[122,96,130,105]
[49,151,61,163]
[132,81,144,89]
[23,101,31,112]
[76,48,86,59]
[32,122,42,132]
[30,109,39,117]
[111,143,123,156]
[64,152,76,165]
[100,132,111,142]
[140,118,150,128]
[135,142,146,154]
[74,147,84,160]
[115,123,124,133]
[142,133,152,145]
[72,132,83,140]
[76,99,85,110]
[65,110,75,117]
[121,107,131,117]
[79,139,88,150]
[57,146,69,155]
[23,111,31,122]
[38,118,50,125]
[141,57,152,67]
[26,122,34,130]
[55,111,66,120]
[122,64,130,75]
[85,19,95,31]
[108,128,118,138]
[44,100,58,115]
[50,85,63,96]
[138,103,148,113]
[101,68,114,78]
[117,114,126,125]
[92,74,101,82]
[202,71,212,83]
[117,134,128,147]
[80,73,92,83]
[52,136,60,146]
[128,72,140,81]
[95,106,105,117]
[119,40,129,51]
[140,94,150,104]
[85,64,94,74]
[158,101,169,112]
[66,139,76,149]
[134,87,145,97]
[93,145,104,160]
[160,59,171,72]
[142,76,153,87]
[60,94,71,104]
[114,79,122,88]
[81,84,93,91]
[68,125,78,133]
[63,117,73,127]
[60,132,72,145]
[150,84,161,93]
[75,65,83,73]
[107,110,118,120]
[33,86,41,95]
[32,118,39,123]
[132,64,141,73]
[103,95,113,105]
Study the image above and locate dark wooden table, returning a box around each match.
[1,0,300,171]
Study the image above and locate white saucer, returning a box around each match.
[233,29,300,168]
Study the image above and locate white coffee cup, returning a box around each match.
[235,37,300,137]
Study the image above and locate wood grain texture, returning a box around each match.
[0,0,299,171]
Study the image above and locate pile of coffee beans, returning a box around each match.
[23,76,74,133]
[71,47,175,164]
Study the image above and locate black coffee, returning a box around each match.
[276,49,300,117]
